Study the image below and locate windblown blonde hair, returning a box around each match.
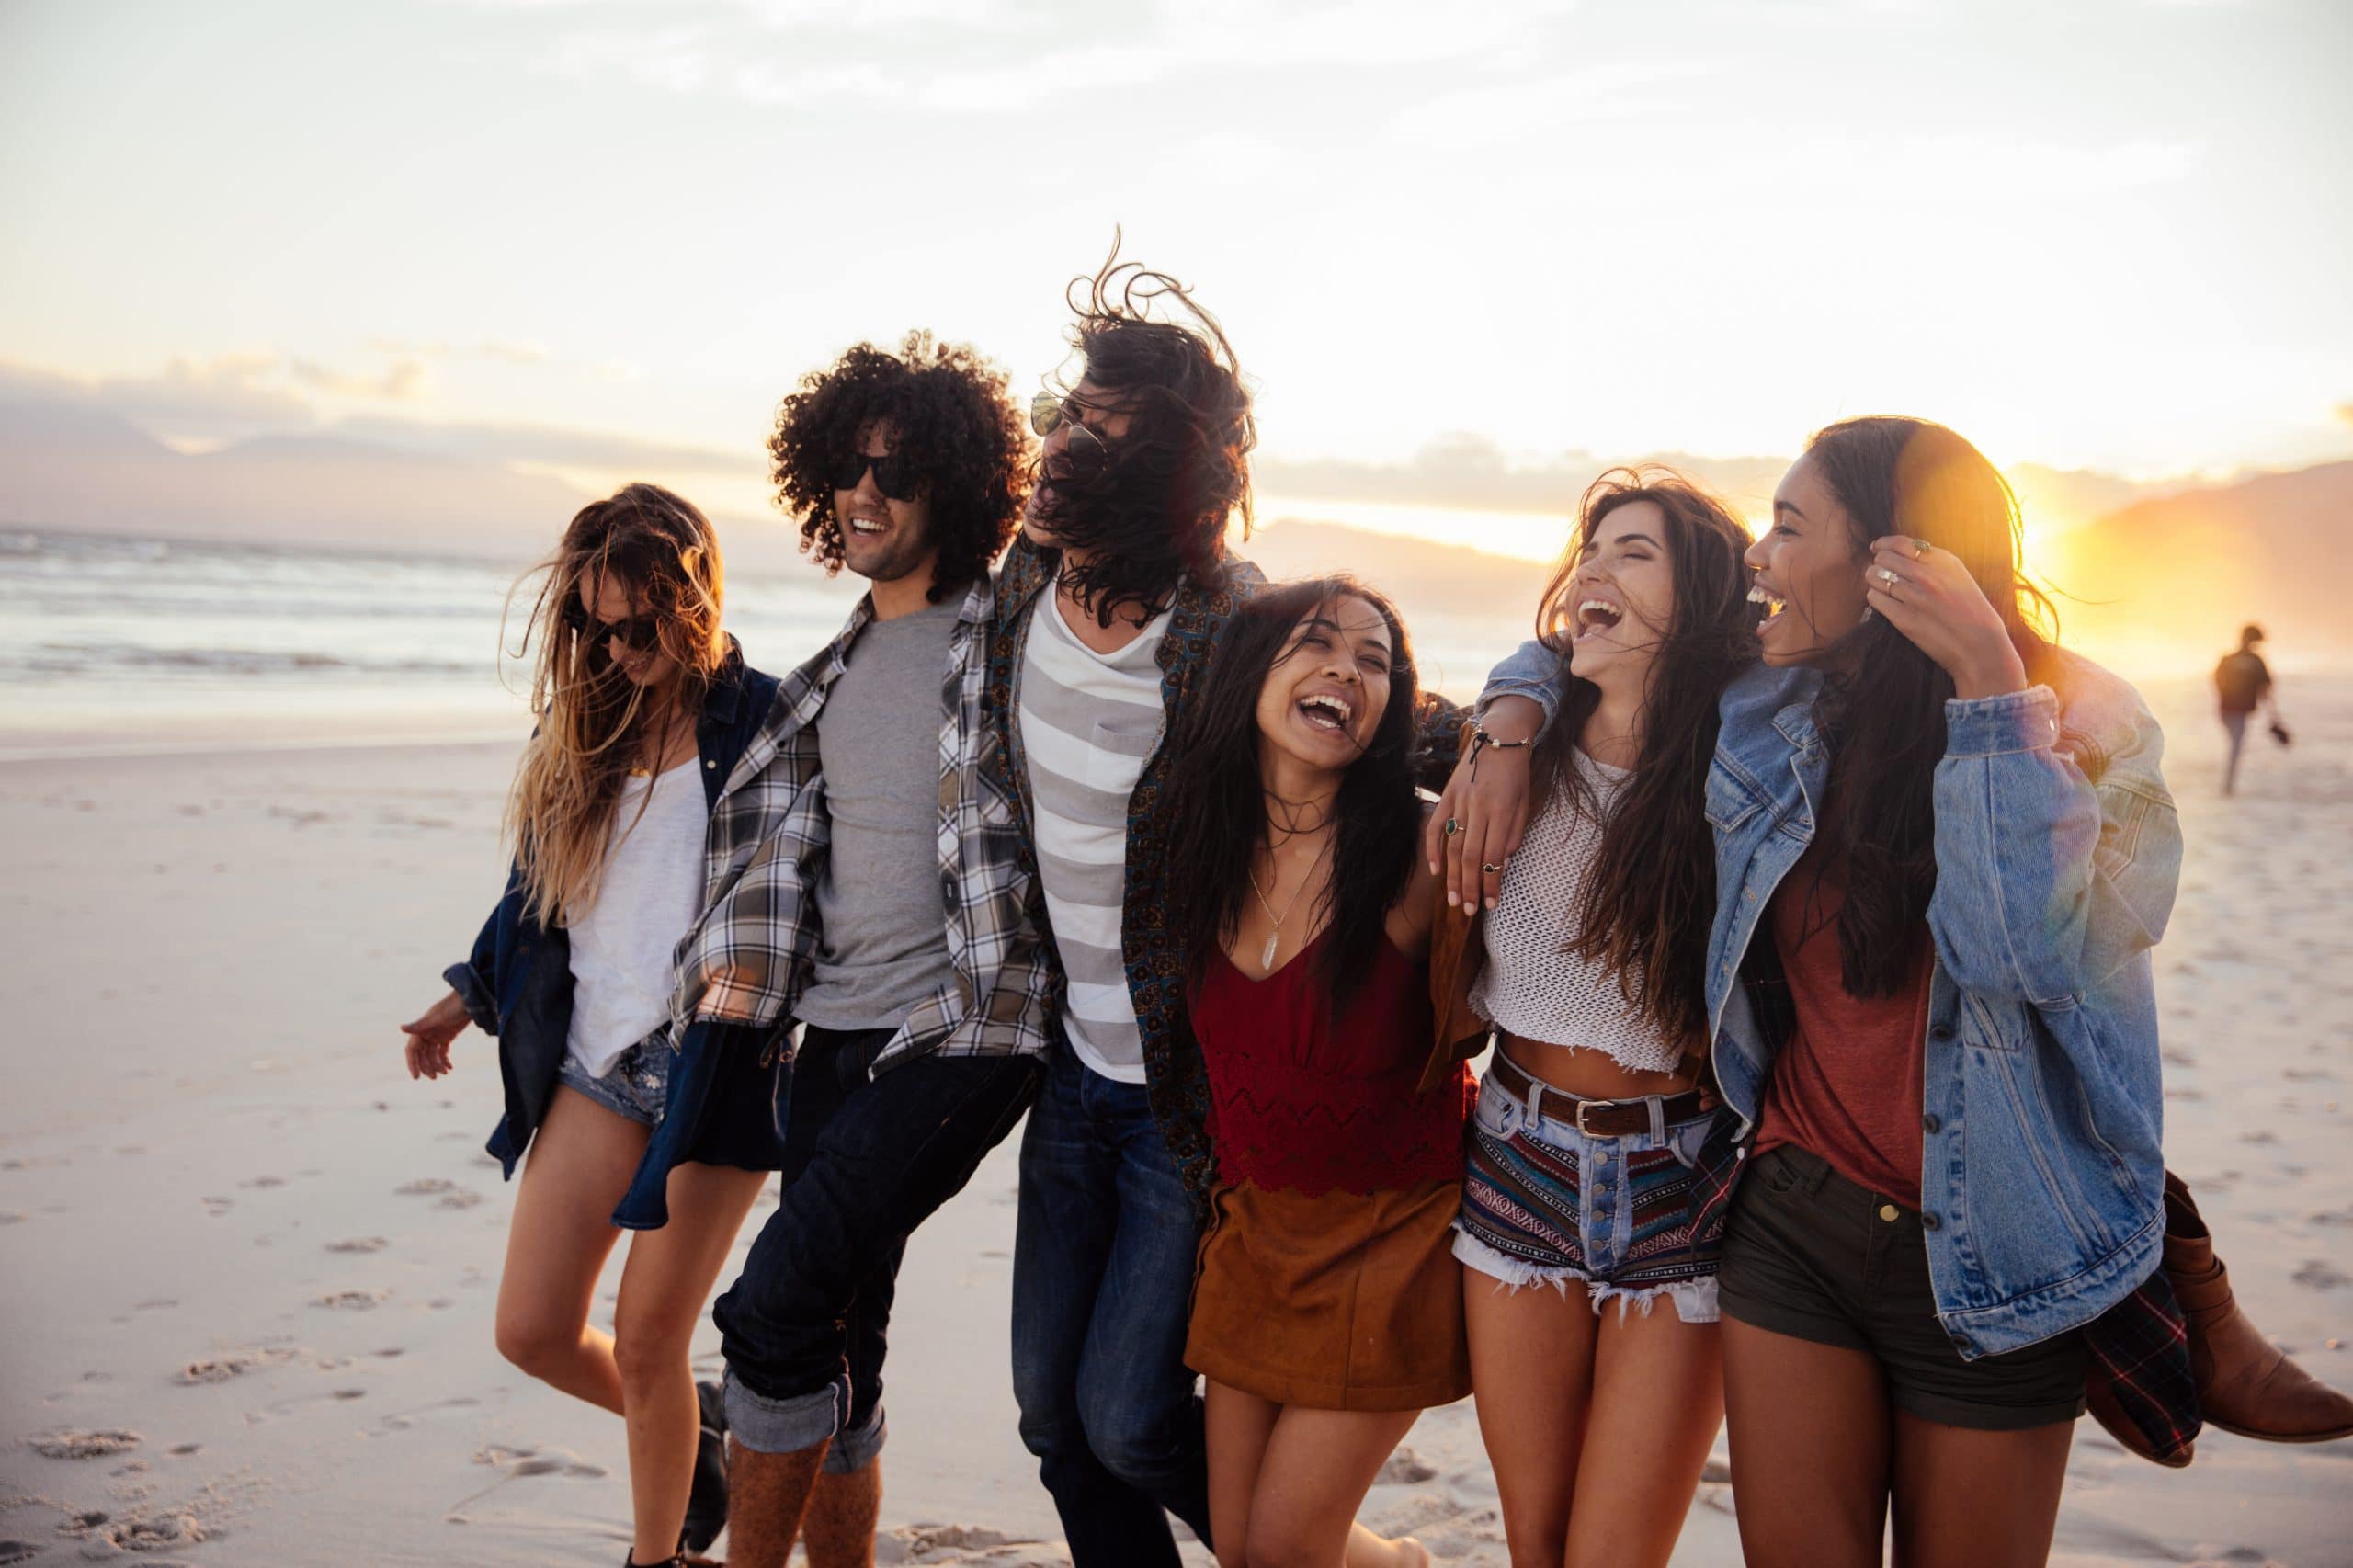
[504,483,727,927]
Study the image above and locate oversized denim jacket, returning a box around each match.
[447,645,792,1231]
[1483,641,2181,1357]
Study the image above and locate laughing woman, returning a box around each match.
[399,484,789,1568]
[1164,576,1474,1568]
[1422,470,1756,1568]
[1708,418,2174,1567]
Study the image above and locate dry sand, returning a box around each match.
[1,678,2347,1566]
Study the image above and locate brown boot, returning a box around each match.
[2165,1172,2353,1443]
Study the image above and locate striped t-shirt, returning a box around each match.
[1017,583,1170,1083]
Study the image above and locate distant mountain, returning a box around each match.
[2048,460,2352,672]
[1246,516,1548,622]
[0,398,809,573]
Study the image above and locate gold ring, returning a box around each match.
[1912,539,1932,560]
[1481,861,1506,875]
[1878,566,1902,586]
[1443,818,1461,836]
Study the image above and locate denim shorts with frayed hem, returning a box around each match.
[1452,1063,1725,1324]
[1719,1143,2088,1431]
[554,1032,671,1127]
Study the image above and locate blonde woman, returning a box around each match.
[400,483,790,1568]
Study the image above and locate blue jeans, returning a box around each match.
[715,1027,1040,1471]
[1011,1047,1211,1567]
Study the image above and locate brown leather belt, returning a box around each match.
[1485,1051,1706,1138]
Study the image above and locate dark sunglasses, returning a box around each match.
[1029,392,1111,467]
[828,449,921,502]
[562,598,663,653]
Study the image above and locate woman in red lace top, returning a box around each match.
[1164,575,1473,1568]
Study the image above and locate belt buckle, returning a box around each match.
[1574,1096,1619,1138]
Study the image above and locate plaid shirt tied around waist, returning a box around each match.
[667,577,1053,1074]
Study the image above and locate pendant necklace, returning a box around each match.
[1246,834,1333,972]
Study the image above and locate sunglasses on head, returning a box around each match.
[562,598,664,653]
[828,449,922,502]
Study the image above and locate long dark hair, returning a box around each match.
[1165,576,1421,1007]
[1034,243,1255,627]
[1804,416,2058,996]
[1525,468,1756,1051]
[768,331,1029,603]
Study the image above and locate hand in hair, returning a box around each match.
[1424,695,1540,911]
[401,989,472,1081]
[1862,536,2029,701]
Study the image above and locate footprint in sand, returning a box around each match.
[1376,1446,1438,1485]
[372,1395,481,1436]
[0,1540,33,1564]
[239,1176,287,1189]
[315,1289,391,1311]
[446,1444,608,1521]
[436,1190,483,1210]
[200,1195,233,1215]
[394,1177,458,1197]
[178,1347,299,1384]
[326,1236,388,1254]
[2294,1260,2350,1290]
[29,1428,141,1460]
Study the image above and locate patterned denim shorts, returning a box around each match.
[1452,1063,1727,1324]
[555,1031,673,1127]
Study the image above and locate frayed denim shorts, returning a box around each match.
[554,1031,672,1127]
[1452,1062,1725,1324]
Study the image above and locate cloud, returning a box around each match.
[0,353,317,438]
[290,358,430,400]
[335,414,754,475]
[1256,434,1790,517]
[367,337,551,366]
[527,0,1559,113]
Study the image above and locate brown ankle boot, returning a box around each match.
[2165,1172,2353,1443]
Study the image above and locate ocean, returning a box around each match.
[0,528,860,753]
[0,527,1531,757]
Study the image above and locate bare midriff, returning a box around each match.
[1496,1029,1695,1102]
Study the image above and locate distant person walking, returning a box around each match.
[2213,623,2279,796]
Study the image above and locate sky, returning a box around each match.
[3,0,2350,563]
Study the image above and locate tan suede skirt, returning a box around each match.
[1186,1177,1471,1412]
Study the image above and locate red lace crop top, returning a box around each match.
[1189,926,1474,1197]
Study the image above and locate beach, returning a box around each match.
[1,665,2348,1564]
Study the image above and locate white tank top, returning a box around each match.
[1467,748,1687,1074]
[563,760,707,1076]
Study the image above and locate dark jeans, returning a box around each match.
[1010,1046,1212,1566]
[714,1026,1040,1468]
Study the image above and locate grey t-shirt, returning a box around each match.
[794,597,960,1032]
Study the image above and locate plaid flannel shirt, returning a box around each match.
[667,577,1053,1074]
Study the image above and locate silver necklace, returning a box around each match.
[1245,835,1333,972]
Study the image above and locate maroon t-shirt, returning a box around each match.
[1752,835,1935,1207]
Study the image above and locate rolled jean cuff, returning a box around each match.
[722,1368,851,1458]
[823,1401,887,1475]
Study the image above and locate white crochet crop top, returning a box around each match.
[1467,748,1686,1074]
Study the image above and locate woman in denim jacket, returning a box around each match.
[399,484,788,1568]
[1682,418,2176,1564]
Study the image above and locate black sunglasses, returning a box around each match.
[828,449,921,502]
[1029,391,1110,469]
[562,598,663,653]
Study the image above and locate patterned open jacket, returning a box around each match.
[983,535,1265,1222]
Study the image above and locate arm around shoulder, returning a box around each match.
[1927,669,2181,1006]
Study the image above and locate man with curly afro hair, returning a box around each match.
[696,334,1052,1568]
[770,329,1029,608]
